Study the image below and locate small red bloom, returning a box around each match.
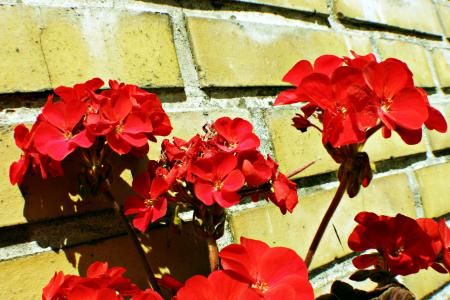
[269,173,298,214]
[175,271,248,300]
[219,237,314,299]
[212,117,260,153]
[191,153,245,208]
[348,212,437,276]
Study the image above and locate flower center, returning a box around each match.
[382,97,393,112]
[391,246,405,257]
[213,180,224,191]
[144,198,156,207]
[251,280,269,293]
[227,142,238,149]
[115,124,124,134]
[64,131,73,139]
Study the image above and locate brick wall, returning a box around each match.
[0,0,449,299]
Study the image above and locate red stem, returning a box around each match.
[286,160,317,178]
[304,179,347,268]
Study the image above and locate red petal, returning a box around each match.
[214,153,238,180]
[385,88,428,130]
[259,247,308,285]
[132,172,151,198]
[213,190,240,208]
[194,181,215,206]
[282,60,313,86]
[150,176,169,199]
[313,55,344,78]
[299,73,334,111]
[352,253,380,269]
[14,124,30,149]
[132,211,152,233]
[124,113,153,134]
[222,169,245,191]
[124,196,147,215]
[396,127,422,145]
[425,106,447,133]
[274,89,304,106]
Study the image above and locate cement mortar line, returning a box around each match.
[425,47,445,96]
[406,168,426,218]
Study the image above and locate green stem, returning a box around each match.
[304,179,347,268]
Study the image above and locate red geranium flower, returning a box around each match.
[175,271,248,300]
[54,77,104,103]
[191,153,245,208]
[269,173,298,214]
[348,212,437,275]
[212,117,260,153]
[219,237,314,299]
[237,151,272,187]
[124,165,172,232]
[417,218,450,273]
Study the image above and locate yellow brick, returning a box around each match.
[363,129,426,162]
[265,108,339,179]
[229,174,416,269]
[235,0,328,14]
[148,109,252,160]
[335,0,443,36]
[0,230,208,299]
[187,17,351,87]
[0,6,50,92]
[0,124,144,227]
[376,39,434,87]
[345,34,372,55]
[432,48,450,88]
[39,8,182,88]
[428,103,450,151]
[437,3,450,37]
[402,268,450,298]
[415,163,450,218]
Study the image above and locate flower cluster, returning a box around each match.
[42,262,162,300]
[124,117,299,233]
[275,52,447,148]
[175,237,314,299]
[10,78,171,186]
[348,212,450,276]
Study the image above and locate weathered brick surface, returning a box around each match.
[0,230,208,299]
[233,0,328,14]
[265,108,339,179]
[229,174,416,269]
[428,103,450,151]
[334,0,443,36]
[415,163,450,218]
[402,268,449,298]
[0,6,50,92]
[436,3,450,37]
[0,5,182,93]
[376,39,434,87]
[345,34,372,55]
[432,48,450,88]
[187,17,351,87]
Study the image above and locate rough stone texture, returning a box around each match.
[187,17,351,87]
[229,174,416,269]
[345,34,372,55]
[432,48,450,88]
[428,103,450,151]
[402,268,449,298]
[0,6,50,92]
[0,5,182,93]
[415,163,450,218]
[233,0,329,14]
[0,231,209,299]
[265,108,339,179]
[436,3,450,37]
[334,0,443,36]
[376,39,434,87]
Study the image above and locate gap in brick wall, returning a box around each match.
[337,15,444,41]
[308,252,359,278]
[0,87,186,111]
[142,0,330,26]
[374,153,427,173]
[433,148,450,158]
[203,86,287,99]
[423,87,438,95]
[295,172,338,189]
[442,87,450,94]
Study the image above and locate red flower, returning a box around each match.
[219,237,314,299]
[363,58,428,131]
[124,165,172,232]
[175,271,248,300]
[54,77,104,103]
[417,218,450,273]
[131,289,163,300]
[191,153,245,208]
[237,151,272,187]
[34,95,94,161]
[348,212,437,275]
[274,55,343,106]
[269,173,298,214]
[42,272,82,300]
[212,117,260,153]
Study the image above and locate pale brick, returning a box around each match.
[335,0,443,36]
[0,231,208,299]
[363,129,426,162]
[432,48,450,88]
[402,268,449,298]
[265,108,339,179]
[233,0,328,14]
[39,8,182,88]
[229,174,416,269]
[187,17,351,87]
[0,6,50,92]
[428,103,450,151]
[415,163,450,218]
[345,34,372,55]
[436,3,450,37]
[377,39,434,87]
